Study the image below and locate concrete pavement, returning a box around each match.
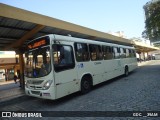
[0,80,25,103]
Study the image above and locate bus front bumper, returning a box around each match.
[25,86,56,100]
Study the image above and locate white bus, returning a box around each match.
[25,34,137,100]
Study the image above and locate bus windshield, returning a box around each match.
[25,47,51,78]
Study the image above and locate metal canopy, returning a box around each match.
[0,3,134,52]
[0,3,159,52]
[133,41,159,53]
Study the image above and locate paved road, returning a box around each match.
[0,60,160,120]
[0,81,19,91]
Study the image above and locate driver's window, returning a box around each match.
[52,44,75,72]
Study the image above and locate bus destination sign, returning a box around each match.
[27,37,49,49]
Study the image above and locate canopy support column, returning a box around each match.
[19,53,25,89]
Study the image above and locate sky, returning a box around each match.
[1,0,150,39]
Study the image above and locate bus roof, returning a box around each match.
[52,34,135,49]
[28,34,135,50]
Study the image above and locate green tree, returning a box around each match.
[142,1,160,43]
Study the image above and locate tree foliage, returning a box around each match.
[142,1,160,42]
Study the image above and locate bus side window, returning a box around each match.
[103,46,113,60]
[103,46,107,60]
[133,50,136,57]
[53,45,59,64]
[131,49,136,57]
[114,47,120,59]
[126,49,130,58]
[123,48,126,58]
[129,49,132,57]
[74,43,90,62]
[53,44,75,72]
[110,47,114,59]
[89,44,102,61]
[120,48,126,58]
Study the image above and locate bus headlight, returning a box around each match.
[43,80,53,90]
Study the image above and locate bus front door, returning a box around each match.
[54,68,78,99]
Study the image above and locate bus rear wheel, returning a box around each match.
[81,77,92,94]
[124,66,129,76]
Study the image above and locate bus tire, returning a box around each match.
[124,66,129,77]
[81,76,92,94]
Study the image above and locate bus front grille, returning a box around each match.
[30,86,42,90]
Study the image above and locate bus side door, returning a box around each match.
[53,44,78,99]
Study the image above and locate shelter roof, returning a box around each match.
[0,3,159,52]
